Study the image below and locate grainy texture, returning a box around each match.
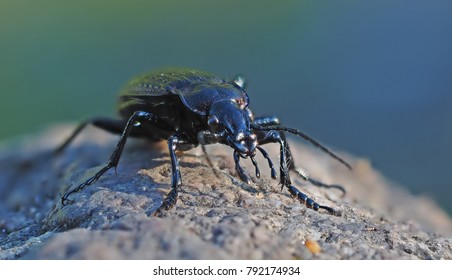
[0,124,451,259]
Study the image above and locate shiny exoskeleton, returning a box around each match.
[57,68,351,216]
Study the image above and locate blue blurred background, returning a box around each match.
[1,0,451,215]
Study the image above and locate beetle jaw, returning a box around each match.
[229,132,258,157]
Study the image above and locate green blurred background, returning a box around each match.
[1,0,451,214]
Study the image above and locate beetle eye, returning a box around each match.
[207,115,220,130]
[235,98,246,109]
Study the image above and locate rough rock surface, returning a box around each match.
[0,124,451,259]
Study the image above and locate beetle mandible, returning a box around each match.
[56,68,351,216]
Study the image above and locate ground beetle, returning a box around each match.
[56,68,351,216]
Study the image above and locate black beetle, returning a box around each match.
[56,68,351,216]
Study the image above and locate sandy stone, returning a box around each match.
[0,124,451,259]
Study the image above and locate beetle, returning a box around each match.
[56,68,351,216]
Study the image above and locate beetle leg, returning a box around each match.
[55,117,127,154]
[292,168,346,196]
[256,130,339,215]
[253,116,346,196]
[258,131,292,189]
[254,116,292,186]
[287,185,338,215]
[201,145,221,179]
[198,130,224,179]
[153,134,183,216]
[61,111,157,206]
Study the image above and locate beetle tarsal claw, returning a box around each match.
[319,205,342,216]
[61,197,74,206]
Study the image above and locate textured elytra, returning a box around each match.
[119,68,249,116]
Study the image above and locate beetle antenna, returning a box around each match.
[251,124,352,170]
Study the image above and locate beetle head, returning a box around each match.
[208,99,257,157]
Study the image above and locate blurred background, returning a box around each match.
[0,0,451,215]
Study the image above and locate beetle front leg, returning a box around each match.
[256,130,339,215]
[257,130,292,188]
[254,116,346,196]
[153,134,183,216]
[61,111,157,206]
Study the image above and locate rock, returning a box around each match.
[0,124,451,259]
